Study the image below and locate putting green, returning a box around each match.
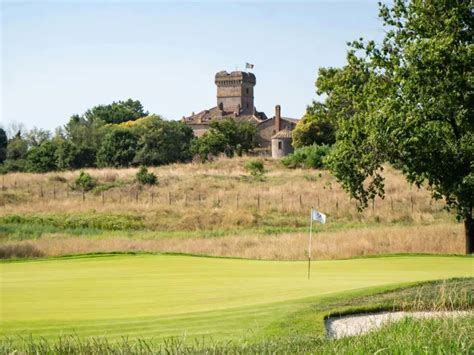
[1,254,472,340]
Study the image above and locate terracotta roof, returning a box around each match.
[183,106,267,125]
[272,129,293,139]
[281,117,299,123]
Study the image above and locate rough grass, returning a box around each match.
[1,254,472,342]
[0,158,464,259]
[1,317,472,354]
[0,158,454,230]
[1,277,472,354]
[0,222,464,260]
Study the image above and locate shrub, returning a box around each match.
[281,144,331,169]
[74,171,96,191]
[136,166,157,185]
[244,159,265,177]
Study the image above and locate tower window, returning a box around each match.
[278,141,282,149]
[246,103,249,109]
[246,88,249,94]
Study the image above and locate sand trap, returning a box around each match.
[325,311,471,339]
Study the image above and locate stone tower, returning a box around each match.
[215,71,256,115]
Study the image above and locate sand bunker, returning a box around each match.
[325,311,471,339]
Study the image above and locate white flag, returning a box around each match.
[311,209,326,224]
[245,62,254,69]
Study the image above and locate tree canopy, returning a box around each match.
[192,118,257,161]
[132,115,194,166]
[96,128,138,168]
[84,99,148,124]
[326,0,473,253]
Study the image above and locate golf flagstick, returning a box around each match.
[308,207,313,280]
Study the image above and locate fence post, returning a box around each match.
[371,199,375,212]
[410,196,414,212]
[40,183,44,198]
[336,198,339,210]
[168,192,172,205]
[66,185,69,198]
[236,194,239,208]
[102,191,105,204]
[299,195,302,208]
[82,187,85,201]
[151,192,154,205]
[390,197,393,211]
[135,191,139,203]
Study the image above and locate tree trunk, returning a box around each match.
[465,211,473,254]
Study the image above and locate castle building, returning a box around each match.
[182,71,298,155]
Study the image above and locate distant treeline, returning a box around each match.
[0,99,259,173]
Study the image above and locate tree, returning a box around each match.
[191,130,227,162]
[64,114,106,167]
[0,128,7,163]
[84,99,148,124]
[209,118,257,156]
[96,128,138,168]
[54,138,77,170]
[292,103,336,148]
[192,118,257,161]
[132,116,194,166]
[6,133,28,161]
[327,0,474,253]
[25,127,51,148]
[26,140,57,172]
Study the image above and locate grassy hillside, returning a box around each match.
[0,158,465,260]
[1,254,472,341]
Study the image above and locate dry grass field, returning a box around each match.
[0,157,463,259]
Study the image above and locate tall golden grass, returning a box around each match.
[0,157,462,259]
[0,158,451,228]
[0,223,463,260]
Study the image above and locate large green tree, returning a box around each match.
[192,118,257,160]
[327,0,473,253]
[84,99,148,124]
[26,140,58,172]
[64,114,106,167]
[133,116,194,166]
[292,103,336,148]
[96,128,138,168]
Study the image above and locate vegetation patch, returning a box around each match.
[0,213,144,231]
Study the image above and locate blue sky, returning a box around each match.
[1,0,384,132]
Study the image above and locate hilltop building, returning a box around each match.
[182,71,298,156]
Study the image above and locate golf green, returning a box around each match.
[1,254,472,340]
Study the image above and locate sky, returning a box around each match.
[1,0,384,133]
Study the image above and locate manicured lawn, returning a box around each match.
[1,254,472,341]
